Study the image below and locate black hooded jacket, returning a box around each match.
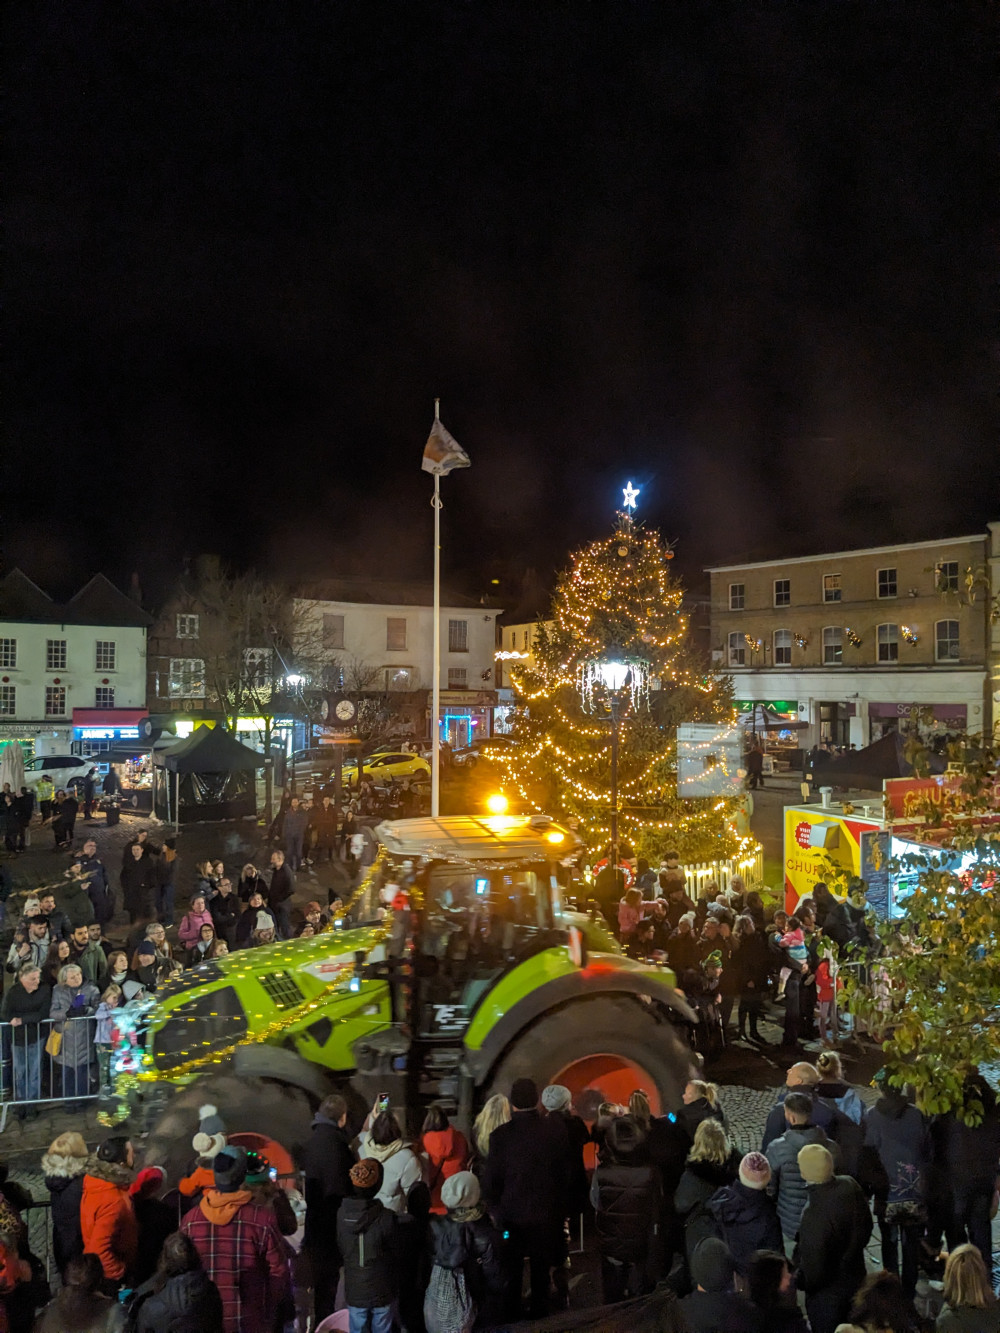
[41,1147,87,1273]
[337,1196,399,1308]
[302,1116,356,1255]
[128,1268,225,1333]
[674,1157,737,1263]
[707,1180,783,1274]
[591,1156,662,1264]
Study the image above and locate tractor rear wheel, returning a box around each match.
[487,996,693,1122]
[139,1074,316,1185]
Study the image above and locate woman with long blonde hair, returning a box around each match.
[674,1118,738,1268]
[471,1094,511,1171]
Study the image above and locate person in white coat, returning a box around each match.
[359,1108,423,1214]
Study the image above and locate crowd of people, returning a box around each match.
[0,1060,993,1332]
[0,827,347,1119]
[589,850,877,1057]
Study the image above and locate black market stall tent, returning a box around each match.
[814,730,945,792]
[152,726,265,826]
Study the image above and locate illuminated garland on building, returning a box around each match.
[494,516,745,864]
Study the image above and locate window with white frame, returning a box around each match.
[935,619,960,661]
[95,686,115,708]
[447,667,468,688]
[448,619,468,652]
[773,579,790,607]
[727,632,746,666]
[936,560,959,592]
[95,640,116,671]
[0,686,14,716]
[822,626,843,664]
[168,658,206,698]
[175,613,200,639]
[773,629,792,665]
[45,686,66,716]
[322,614,345,649]
[46,639,67,670]
[386,617,407,651]
[729,583,745,611]
[822,574,841,604]
[877,623,899,662]
[0,639,16,670]
[877,568,897,599]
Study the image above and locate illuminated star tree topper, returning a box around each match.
[622,481,640,512]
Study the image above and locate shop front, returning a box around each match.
[869,701,967,742]
[433,690,497,749]
[71,708,151,757]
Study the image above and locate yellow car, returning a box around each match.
[344,751,431,787]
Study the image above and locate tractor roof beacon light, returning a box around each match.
[486,793,509,815]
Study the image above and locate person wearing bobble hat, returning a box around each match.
[336,1158,399,1333]
[794,1142,872,1333]
[707,1150,783,1276]
[424,1170,505,1333]
[178,1104,228,1210]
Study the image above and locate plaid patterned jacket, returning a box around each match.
[180,1196,289,1333]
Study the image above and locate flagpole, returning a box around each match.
[431,401,442,817]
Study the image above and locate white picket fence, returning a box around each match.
[683,845,764,895]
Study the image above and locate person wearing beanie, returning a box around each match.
[542,1084,591,1227]
[41,1130,89,1275]
[679,1236,757,1333]
[244,1151,297,1236]
[337,1156,399,1333]
[302,1092,356,1326]
[795,1143,872,1333]
[80,1136,138,1294]
[180,1102,229,1206]
[482,1076,575,1320]
[251,910,277,945]
[420,1103,470,1214]
[129,1164,176,1287]
[707,1151,783,1275]
[590,1113,662,1304]
[765,1090,840,1240]
[425,1170,505,1333]
[180,1146,289,1333]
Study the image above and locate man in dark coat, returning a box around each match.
[82,767,99,819]
[302,1093,356,1326]
[765,1093,840,1241]
[761,1063,835,1149]
[267,850,295,939]
[121,842,155,924]
[310,796,339,863]
[209,877,240,948]
[679,1236,757,1332]
[933,1070,1000,1269]
[76,840,115,927]
[795,1144,872,1333]
[37,892,73,944]
[482,1076,573,1320]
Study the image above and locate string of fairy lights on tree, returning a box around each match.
[494,492,750,864]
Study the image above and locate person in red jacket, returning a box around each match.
[180,1146,289,1333]
[421,1104,470,1214]
[80,1136,138,1295]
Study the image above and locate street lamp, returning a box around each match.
[584,648,649,887]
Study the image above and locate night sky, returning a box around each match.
[5,2,997,611]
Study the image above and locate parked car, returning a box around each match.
[22,755,96,794]
[343,752,430,786]
[452,736,514,768]
[289,747,337,786]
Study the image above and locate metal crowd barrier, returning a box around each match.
[0,1015,109,1133]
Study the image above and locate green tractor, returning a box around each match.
[126,814,696,1177]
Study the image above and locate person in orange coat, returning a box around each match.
[420,1104,470,1214]
[80,1136,138,1294]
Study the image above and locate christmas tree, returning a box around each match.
[496,505,745,866]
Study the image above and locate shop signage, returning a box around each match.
[870,702,967,722]
[79,727,140,740]
[736,700,798,713]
